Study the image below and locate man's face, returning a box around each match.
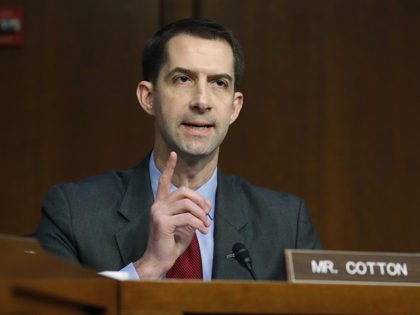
[148,34,243,160]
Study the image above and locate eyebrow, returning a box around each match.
[166,67,233,83]
[166,67,196,80]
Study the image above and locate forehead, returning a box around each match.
[163,34,234,75]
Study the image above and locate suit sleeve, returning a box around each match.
[35,185,80,263]
[296,199,322,249]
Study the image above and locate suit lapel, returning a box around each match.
[212,171,252,279]
[115,156,154,265]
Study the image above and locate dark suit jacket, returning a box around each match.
[35,156,321,280]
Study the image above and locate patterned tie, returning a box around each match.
[166,233,203,279]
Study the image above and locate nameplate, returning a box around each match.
[285,249,420,286]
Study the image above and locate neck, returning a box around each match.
[154,148,218,190]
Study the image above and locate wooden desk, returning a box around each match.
[0,234,117,315]
[2,234,419,315]
[120,280,420,315]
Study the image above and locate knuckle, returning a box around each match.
[178,186,188,194]
[150,202,160,214]
[158,176,166,186]
[150,202,165,219]
[180,198,193,209]
[150,211,166,226]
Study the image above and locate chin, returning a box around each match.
[177,146,218,161]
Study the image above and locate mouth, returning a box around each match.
[181,121,215,135]
[182,122,214,130]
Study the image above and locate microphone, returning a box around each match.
[232,243,257,280]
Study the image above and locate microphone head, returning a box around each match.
[232,242,257,280]
[232,242,247,254]
[232,242,251,267]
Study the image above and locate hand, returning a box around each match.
[134,152,211,279]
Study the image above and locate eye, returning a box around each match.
[214,79,228,88]
[174,75,190,84]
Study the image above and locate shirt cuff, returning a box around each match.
[98,263,140,280]
[120,262,140,280]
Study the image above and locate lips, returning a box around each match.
[182,121,214,129]
[181,120,215,136]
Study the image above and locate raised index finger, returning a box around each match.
[156,151,177,200]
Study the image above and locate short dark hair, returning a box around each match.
[142,18,244,90]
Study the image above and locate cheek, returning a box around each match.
[221,101,235,119]
[156,106,174,125]
[217,109,234,130]
[154,93,174,117]
[155,105,182,134]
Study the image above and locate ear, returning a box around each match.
[137,81,155,116]
[229,91,244,125]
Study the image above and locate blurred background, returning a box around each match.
[0,0,418,252]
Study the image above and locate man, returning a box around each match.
[35,18,321,280]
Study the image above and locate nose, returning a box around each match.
[190,82,212,112]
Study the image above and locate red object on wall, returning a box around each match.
[0,6,23,47]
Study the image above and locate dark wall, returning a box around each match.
[0,0,158,233]
[0,0,418,252]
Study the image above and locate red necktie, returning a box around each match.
[166,233,203,279]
